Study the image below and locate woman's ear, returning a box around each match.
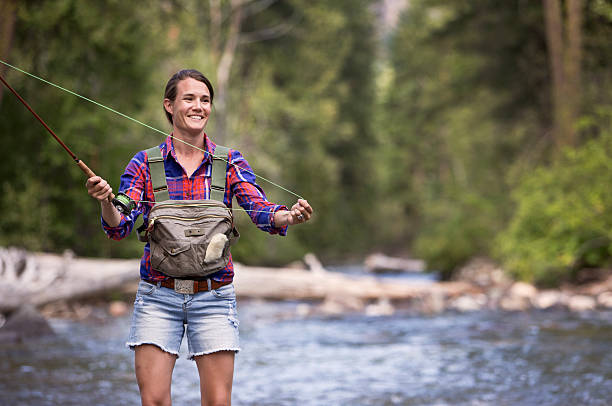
[163,99,173,116]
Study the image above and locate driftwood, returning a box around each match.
[364,253,426,273]
[0,248,139,313]
[3,249,610,318]
[0,248,470,314]
[233,262,468,302]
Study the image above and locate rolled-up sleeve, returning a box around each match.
[226,150,288,236]
[102,151,148,240]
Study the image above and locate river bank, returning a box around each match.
[1,249,611,329]
[20,261,612,332]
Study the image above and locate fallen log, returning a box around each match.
[0,248,139,313]
[364,253,426,273]
[3,249,611,320]
[0,248,476,316]
[232,262,472,302]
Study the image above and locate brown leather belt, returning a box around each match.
[146,278,232,294]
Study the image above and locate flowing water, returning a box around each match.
[1,288,611,405]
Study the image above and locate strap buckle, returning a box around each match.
[174,279,195,294]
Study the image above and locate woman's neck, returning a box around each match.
[172,129,206,157]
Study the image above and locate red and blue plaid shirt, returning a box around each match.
[102,134,288,282]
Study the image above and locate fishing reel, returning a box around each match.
[112,192,136,214]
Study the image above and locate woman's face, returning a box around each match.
[164,78,212,135]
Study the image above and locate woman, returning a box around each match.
[86,69,312,406]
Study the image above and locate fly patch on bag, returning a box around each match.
[144,200,239,278]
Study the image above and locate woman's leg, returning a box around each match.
[135,344,178,406]
[195,350,235,406]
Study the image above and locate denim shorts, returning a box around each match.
[126,280,240,360]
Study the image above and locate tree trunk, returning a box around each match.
[0,0,17,106]
[565,0,583,143]
[542,0,583,148]
[213,0,244,145]
[205,0,284,145]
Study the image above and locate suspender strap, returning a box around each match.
[145,144,228,203]
[211,145,229,203]
[138,144,230,242]
[146,146,170,202]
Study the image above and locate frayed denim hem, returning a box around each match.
[126,341,181,358]
[188,347,241,361]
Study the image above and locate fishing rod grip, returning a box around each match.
[77,160,115,202]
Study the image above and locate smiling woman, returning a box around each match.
[163,70,214,123]
[163,73,213,155]
[84,68,313,406]
[163,76,214,176]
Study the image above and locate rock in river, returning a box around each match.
[0,304,55,343]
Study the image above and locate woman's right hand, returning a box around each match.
[86,176,113,202]
[86,176,121,227]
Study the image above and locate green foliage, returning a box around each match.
[0,0,379,266]
[226,0,379,263]
[2,0,612,288]
[413,188,506,279]
[377,0,539,275]
[0,0,166,258]
[375,0,612,284]
[496,125,612,286]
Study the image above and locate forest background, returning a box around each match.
[1,0,611,287]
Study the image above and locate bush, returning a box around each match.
[495,132,612,286]
[413,189,505,280]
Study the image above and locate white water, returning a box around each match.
[1,298,611,405]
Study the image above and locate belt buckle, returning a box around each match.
[174,279,195,294]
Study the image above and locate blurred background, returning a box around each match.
[2,0,612,287]
[2,1,612,405]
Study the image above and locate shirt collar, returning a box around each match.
[163,133,215,165]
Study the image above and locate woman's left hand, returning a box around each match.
[289,199,313,225]
[274,199,313,226]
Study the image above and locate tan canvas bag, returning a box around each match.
[138,145,239,278]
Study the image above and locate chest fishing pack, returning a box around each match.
[137,145,239,278]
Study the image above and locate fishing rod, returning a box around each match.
[0,59,303,201]
[0,74,133,214]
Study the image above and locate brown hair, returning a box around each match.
[163,69,214,124]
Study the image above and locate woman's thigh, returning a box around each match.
[195,350,235,406]
[135,344,177,405]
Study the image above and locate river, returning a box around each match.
[1,284,611,405]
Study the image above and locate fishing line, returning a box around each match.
[0,59,303,201]
[120,186,295,217]
[136,200,288,216]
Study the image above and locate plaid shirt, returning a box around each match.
[102,134,288,282]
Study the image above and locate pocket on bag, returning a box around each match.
[150,241,194,274]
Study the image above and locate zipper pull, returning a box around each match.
[147,217,156,231]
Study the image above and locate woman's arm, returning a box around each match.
[85,150,148,240]
[226,149,313,233]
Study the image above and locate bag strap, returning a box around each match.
[138,144,232,243]
[210,145,229,202]
[145,146,170,202]
[145,144,229,203]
